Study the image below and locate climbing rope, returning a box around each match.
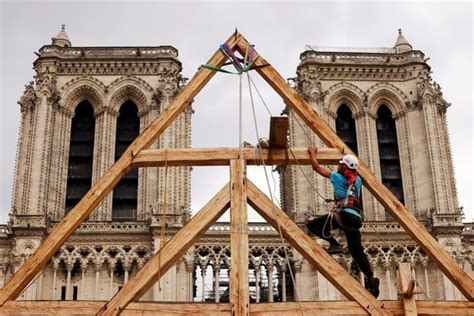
[157,149,169,291]
[246,72,304,315]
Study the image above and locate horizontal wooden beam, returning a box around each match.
[97,183,231,315]
[132,147,341,167]
[3,300,474,315]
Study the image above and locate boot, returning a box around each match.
[365,277,380,298]
[326,244,344,254]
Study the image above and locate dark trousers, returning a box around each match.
[306,212,373,279]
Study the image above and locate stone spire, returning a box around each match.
[394,28,412,53]
[51,24,71,47]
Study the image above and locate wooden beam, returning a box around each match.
[269,117,289,148]
[132,147,341,167]
[230,159,249,315]
[96,183,231,315]
[4,300,474,315]
[397,263,417,316]
[235,33,474,301]
[0,32,241,306]
[246,180,390,316]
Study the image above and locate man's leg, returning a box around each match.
[306,214,343,254]
[344,227,379,298]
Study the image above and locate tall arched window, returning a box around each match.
[112,101,139,221]
[335,104,362,211]
[336,104,358,154]
[65,101,95,213]
[376,105,404,219]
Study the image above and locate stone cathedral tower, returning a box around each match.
[280,30,472,301]
[2,25,193,301]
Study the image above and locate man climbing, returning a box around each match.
[306,146,380,298]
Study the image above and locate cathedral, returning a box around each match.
[0,26,472,304]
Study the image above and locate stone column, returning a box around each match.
[109,263,115,298]
[92,107,118,221]
[80,262,87,300]
[422,259,430,299]
[201,264,206,302]
[95,263,101,300]
[267,264,274,302]
[52,262,58,300]
[124,262,130,285]
[185,262,194,301]
[353,110,383,220]
[280,266,287,302]
[255,266,260,303]
[384,262,392,299]
[213,265,220,303]
[66,263,72,300]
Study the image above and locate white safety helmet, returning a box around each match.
[339,154,359,170]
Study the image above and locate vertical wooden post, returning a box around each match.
[397,262,418,316]
[230,159,249,316]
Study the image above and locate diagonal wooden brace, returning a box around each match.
[96,183,231,315]
[246,180,391,316]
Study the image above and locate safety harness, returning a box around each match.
[331,182,363,230]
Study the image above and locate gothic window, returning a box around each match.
[335,104,358,154]
[376,105,404,220]
[112,101,139,221]
[335,104,362,210]
[65,101,95,213]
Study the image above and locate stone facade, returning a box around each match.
[0,27,472,304]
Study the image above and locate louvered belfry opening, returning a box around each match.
[65,101,96,213]
[335,104,358,155]
[112,101,140,221]
[335,104,363,211]
[376,105,404,220]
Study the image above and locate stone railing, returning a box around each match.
[150,214,184,227]
[39,45,179,59]
[0,225,9,235]
[208,222,276,235]
[299,50,425,65]
[462,222,474,235]
[10,214,49,228]
[49,221,149,233]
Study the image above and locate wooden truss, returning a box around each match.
[1,32,473,315]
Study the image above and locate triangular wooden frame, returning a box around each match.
[0,32,472,316]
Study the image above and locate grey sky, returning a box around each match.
[0,1,472,224]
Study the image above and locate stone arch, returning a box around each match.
[61,76,106,113]
[326,82,364,115]
[107,76,153,113]
[367,83,408,116]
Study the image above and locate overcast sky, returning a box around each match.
[0,1,472,225]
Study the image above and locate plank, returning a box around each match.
[96,183,231,315]
[0,32,241,306]
[397,263,417,316]
[234,33,474,301]
[230,159,249,315]
[4,300,474,315]
[246,180,390,316]
[132,147,341,167]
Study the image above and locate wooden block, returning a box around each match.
[397,262,417,316]
[269,117,289,148]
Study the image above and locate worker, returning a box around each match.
[306,146,380,298]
